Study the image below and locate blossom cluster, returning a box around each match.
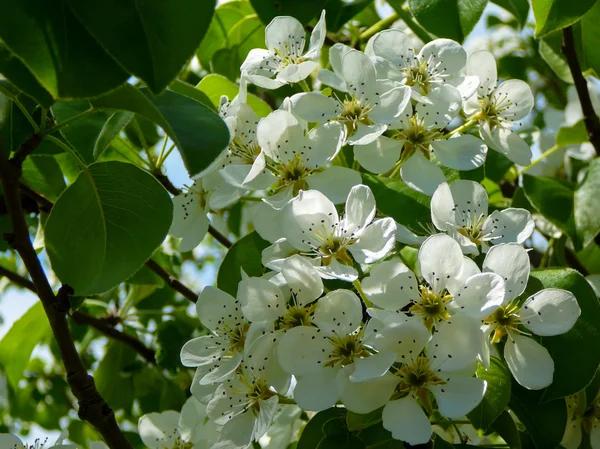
[169,11,582,449]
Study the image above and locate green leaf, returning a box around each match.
[325,0,374,32]
[169,79,215,110]
[124,116,161,149]
[492,0,530,28]
[95,341,137,412]
[155,319,195,371]
[45,161,173,295]
[251,0,324,25]
[532,0,596,37]
[227,15,267,72]
[0,45,53,107]
[467,357,512,430]
[579,1,600,78]
[0,303,51,389]
[485,150,514,183]
[0,89,37,154]
[21,155,66,202]
[0,0,128,99]
[346,407,383,431]
[297,407,349,449]
[442,165,485,183]
[574,158,600,247]
[197,1,255,69]
[530,269,600,401]
[217,231,269,297]
[361,173,431,234]
[490,410,522,449]
[538,32,574,84]
[91,84,230,177]
[67,0,216,93]
[522,174,579,247]
[556,120,588,147]
[509,382,567,448]
[408,0,488,42]
[197,74,272,117]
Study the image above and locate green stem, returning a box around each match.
[359,12,399,41]
[12,97,39,131]
[447,118,478,137]
[45,135,86,169]
[277,395,297,405]
[240,195,263,202]
[131,117,157,169]
[156,137,170,168]
[539,237,555,268]
[517,144,562,176]
[298,79,311,92]
[117,136,152,168]
[353,279,373,307]
[392,6,432,43]
[42,108,95,136]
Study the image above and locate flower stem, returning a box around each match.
[298,79,311,92]
[353,279,372,307]
[359,12,399,41]
[277,395,297,405]
[517,144,562,176]
[42,108,95,136]
[447,118,478,137]
[240,195,263,202]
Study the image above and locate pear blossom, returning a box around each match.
[241,11,326,89]
[0,432,77,449]
[479,244,581,389]
[274,185,396,281]
[464,50,534,165]
[290,45,411,146]
[138,397,219,449]
[561,392,600,449]
[364,29,478,101]
[354,91,487,195]
[361,234,505,329]
[430,180,535,255]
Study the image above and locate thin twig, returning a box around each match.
[145,259,199,303]
[209,225,232,248]
[0,133,134,449]
[19,182,53,213]
[562,26,600,156]
[10,133,43,171]
[0,266,35,290]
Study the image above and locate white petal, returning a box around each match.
[447,75,480,100]
[289,92,341,123]
[429,314,482,373]
[382,396,432,445]
[241,48,278,77]
[180,335,222,367]
[416,84,462,128]
[338,367,399,414]
[419,233,464,294]
[246,73,287,90]
[262,238,298,270]
[197,287,243,332]
[369,86,412,124]
[504,333,554,390]
[180,397,220,445]
[372,320,431,362]
[252,201,284,243]
[305,10,327,59]
[349,352,396,382]
[303,121,344,169]
[349,218,397,264]
[277,61,318,83]
[362,259,419,310]
[314,289,362,336]
[316,68,347,91]
[481,126,532,166]
[401,152,447,196]
[521,288,580,336]
[238,277,286,322]
[494,79,534,122]
[307,165,363,205]
[215,411,255,449]
[139,411,180,449]
[343,184,376,233]
[591,423,600,449]
[200,353,243,385]
[430,180,488,232]
[277,326,330,376]
[328,43,353,77]
[483,243,530,302]
[265,16,305,54]
[483,208,535,246]
[419,38,466,76]
[255,396,279,440]
[347,123,387,146]
[257,110,304,163]
[431,135,487,170]
[430,376,487,418]
[170,194,209,252]
[365,29,412,68]
[341,49,377,104]
[190,366,219,403]
[264,185,294,210]
[293,367,340,411]
[315,257,359,282]
[453,273,505,320]
[281,254,324,306]
[395,223,427,245]
[466,50,497,97]
[0,435,23,449]
[354,135,402,174]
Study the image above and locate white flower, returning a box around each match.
[254,109,359,208]
[276,185,397,281]
[241,11,326,89]
[361,234,504,330]
[561,393,600,449]
[430,180,535,255]
[290,45,411,146]
[0,432,77,449]
[364,30,478,101]
[480,244,581,389]
[180,286,255,385]
[354,92,487,195]
[464,50,534,165]
[372,319,486,445]
[258,405,303,449]
[138,397,219,449]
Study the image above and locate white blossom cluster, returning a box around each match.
[170,11,582,449]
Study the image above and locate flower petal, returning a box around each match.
[180,335,222,367]
[314,289,362,336]
[289,92,341,123]
[293,367,340,411]
[307,166,363,204]
[197,287,243,332]
[480,125,532,166]
[483,208,534,246]
[343,184,376,234]
[338,367,399,414]
[0,435,23,449]
[415,84,462,128]
[349,218,397,264]
[419,233,464,294]
[429,314,482,373]
[494,79,534,122]
[139,411,180,449]
[401,151,447,196]
[354,135,403,174]
[303,121,345,169]
[431,134,487,171]
[257,110,304,162]
[252,201,284,243]
[277,61,319,83]
[304,10,327,59]
[371,320,431,363]
[265,16,305,54]
[369,86,412,124]
[504,333,554,390]
[341,49,377,105]
[238,277,287,322]
[483,243,530,302]
[430,180,488,232]
[521,288,581,336]
[347,123,387,146]
[362,259,419,310]
[419,38,466,76]
[281,255,324,306]
[277,326,330,376]
[317,68,347,91]
[430,376,487,419]
[365,29,412,68]
[349,352,396,382]
[315,257,359,281]
[453,272,505,320]
[466,50,497,97]
[382,396,432,445]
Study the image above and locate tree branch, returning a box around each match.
[145,259,198,303]
[10,133,43,171]
[0,134,134,449]
[562,26,600,156]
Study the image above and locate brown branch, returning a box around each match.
[10,133,43,170]
[209,225,232,248]
[20,182,53,213]
[0,134,134,449]
[562,26,600,156]
[0,265,35,290]
[145,259,198,303]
